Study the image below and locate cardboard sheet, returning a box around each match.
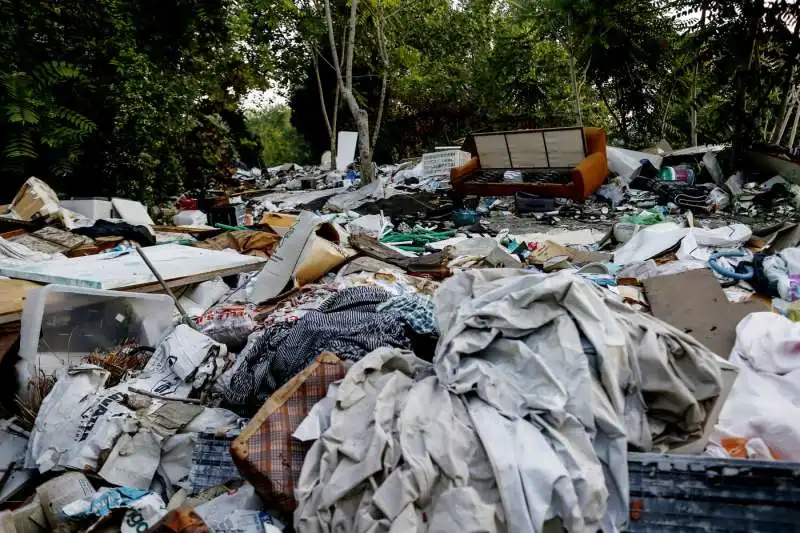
[249,211,317,303]
[0,244,265,290]
[644,269,765,359]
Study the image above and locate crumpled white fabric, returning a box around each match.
[614,222,751,264]
[294,348,504,533]
[710,312,800,460]
[295,271,723,533]
[433,270,721,531]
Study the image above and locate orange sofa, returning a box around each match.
[450,127,609,201]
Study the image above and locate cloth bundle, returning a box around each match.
[294,271,723,532]
[224,287,412,411]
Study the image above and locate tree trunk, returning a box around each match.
[323,0,375,182]
[775,89,796,145]
[731,0,765,164]
[690,6,707,146]
[789,101,800,148]
[568,52,584,128]
[769,8,800,144]
[330,86,340,170]
[371,15,390,153]
[344,0,357,89]
[372,71,387,153]
[599,85,627,144]
[311,51,333,145]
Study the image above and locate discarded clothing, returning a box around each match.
[73,219,156,246]
[224,287,411,410]
[295,272,723,532]
[376,293,437,334]
[187,430,244,495]
[294,348,505,533]
[258,283,339,329]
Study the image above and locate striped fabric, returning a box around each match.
[225,286,411,411]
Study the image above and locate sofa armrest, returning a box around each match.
[450,157,480,187]
[573,152,609,200]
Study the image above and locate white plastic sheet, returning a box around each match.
[710,312,800,460]
[606,147,662,182]
[614,223,752,265]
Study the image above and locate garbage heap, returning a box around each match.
[1,139,800,532]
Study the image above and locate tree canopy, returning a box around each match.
[3,0,800,199]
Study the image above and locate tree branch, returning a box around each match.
[345,0,358,90]
[371,13,389,152]
[311,50,332,138]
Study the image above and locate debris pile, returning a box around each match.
[2,132,800,531]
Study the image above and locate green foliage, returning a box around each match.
[0,63,95,175]
[0,0,275,202]
[246,106,311,166]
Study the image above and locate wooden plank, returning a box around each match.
[0,279,42,325]
[152,225,221,234]
[124,262,263,293]
[0,261,262,325]
[8,233,68,254]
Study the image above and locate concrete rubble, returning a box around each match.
[1,137,800,532]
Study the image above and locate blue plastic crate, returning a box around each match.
[628,453,800,532]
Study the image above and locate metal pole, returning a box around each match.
[133,243,198,329]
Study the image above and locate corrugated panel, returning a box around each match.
[628,453,800,532]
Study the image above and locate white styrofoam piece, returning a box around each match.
[336,131,358,171]
[60,199,113,220]
[111,197,155,226]
[0,244,265,289]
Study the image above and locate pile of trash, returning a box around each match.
[2,133,800,532]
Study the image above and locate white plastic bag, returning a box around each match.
[711,312,800,460]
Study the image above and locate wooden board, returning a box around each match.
[506,132,548,168]
[0,243,265,290]
[644,269,765,359]
[0,279,42,324]
[543,129,586,168]
[152,225,221,234]
[474,134,511,168]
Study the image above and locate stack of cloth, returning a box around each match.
[294,271,724,532]
[222,287,417,412]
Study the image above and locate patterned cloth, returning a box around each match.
[258,283,338,329]
[225,286,411,410]
[187,430,243,495]
[377,293,438,334]
[231,354,347,513]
